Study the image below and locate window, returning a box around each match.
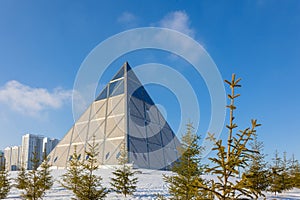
[116,152,121,159]
[109,80,124,97]
[53,156,58,163]
[112,67,124,80]
[105,152,110,160]
[130,85,154,105]
[95,86,108,101]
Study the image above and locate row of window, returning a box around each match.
[96,79,125,101]
[52,151,121,163]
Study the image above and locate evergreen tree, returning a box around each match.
[290,155,300,188]
[37,151,53,196]
[268,151,293,195]
[281,152,293,191]
[110,142,138,197]
[0,156,10,199]
[294,165,300,188]
[61,146,83,195]
[16,149,53,200]
[268,150,284,195]
[74,136,108,200]
[198,74,261,199]
[164,123,208,200]
[240,134,269,198]
[16,164,27,190]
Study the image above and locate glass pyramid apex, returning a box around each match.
[47,61,181,170]
[95,62,154,105]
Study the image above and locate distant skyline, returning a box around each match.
[0,1,299,161]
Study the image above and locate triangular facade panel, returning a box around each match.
[48,62,180,170]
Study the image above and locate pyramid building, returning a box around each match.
[48,62,181,170]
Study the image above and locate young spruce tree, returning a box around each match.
[268,151,293,195]
[38,151,53,194]
[268,150,284,195]
[164,123,208,200]
[240,134,269,198]
[74,136,108,200]
[199,74,261,199]
[110,142,138,197]
[61,146,83,196]
[16,149,53,200]
[290,155,300,188]
[0,155,10,199]
[16,164,27,191]
[281,152,293,191]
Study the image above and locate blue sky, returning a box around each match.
[0,0,299,161]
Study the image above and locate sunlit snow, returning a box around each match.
[5,168,300,200]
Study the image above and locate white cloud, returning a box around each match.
[117,11,139,28]
[158,11,195,37]
[150,11,204,64]
[0,80,72,116]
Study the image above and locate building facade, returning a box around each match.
[48,63,181,170]
[21,134,59,170]
[3,148,11,170]
[2,134,60,171]
[21,134,44,170]
[4,146,21,171]
[43,137,60,156]
[0,151,4,169]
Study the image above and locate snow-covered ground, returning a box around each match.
[5,168,300,199]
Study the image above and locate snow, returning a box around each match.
[264,189,300,200]
[5,168,300,199]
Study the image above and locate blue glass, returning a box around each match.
[105,152,110,160]
[112,67,124,80]
[128,136,148,153]
[132,86,154,105]
[109,80,124,97]
[116,151,121,159]
[95,86,108,101]
[126,62,132,71]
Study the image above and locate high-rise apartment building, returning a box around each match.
[3,148,11,170]
[3,134,59,171]
[43,137,59,156]
[4,146,21,171]
[21,134,44,170]
[0,151,4,169]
